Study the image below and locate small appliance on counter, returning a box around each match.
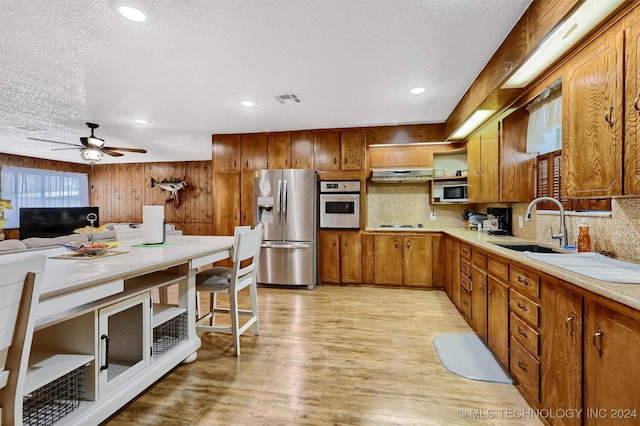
[486,207,513,236]
[468,212,487,229]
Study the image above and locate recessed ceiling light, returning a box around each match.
[410,87,426,95]
[134,119,148,124]
[241,101,256,107]
[118,5,147,22]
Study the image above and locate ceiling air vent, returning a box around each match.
[273,94,301,104]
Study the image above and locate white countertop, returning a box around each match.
[441,228,640,311]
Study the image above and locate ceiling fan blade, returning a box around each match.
[27,137,81,148]
[102,148,124,157]
[103,146,147,153]
[51,147,81,151]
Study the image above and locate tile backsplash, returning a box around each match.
[366,182,640,263]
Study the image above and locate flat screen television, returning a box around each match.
[19,207,99,239]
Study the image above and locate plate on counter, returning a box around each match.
[61,241,121,256]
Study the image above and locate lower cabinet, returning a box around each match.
[487,256,509,367]
[444,236,461,305]
[584,300,640,425]
[471,249,488,341]
[541,279,582,426]
[374,233,434,288]
[318,231,361,284]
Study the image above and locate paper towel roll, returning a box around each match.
[143,205,165,244]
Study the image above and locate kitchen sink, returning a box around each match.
[490,242,565,254]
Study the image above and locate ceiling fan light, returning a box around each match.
[81,147,104,163]
[86,136,105,148]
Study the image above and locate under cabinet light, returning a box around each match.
[451,110,495,140]
[502,0,626,88]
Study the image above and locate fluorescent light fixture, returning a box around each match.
[451,110,495,139]
[118,5,147,22]
[410,87,426,95]
[241,101,256,107]
[134,119,148,124]
[369,141,453,147]
[80,147,104,163]
[503,0,625,88]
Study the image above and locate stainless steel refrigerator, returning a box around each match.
[254,169,317,289]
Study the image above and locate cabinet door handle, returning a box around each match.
[395,240,399,249]
[100,334,110,371]
[517,275,530,287]
[344,240,348,247]
[517,360,529,373]
[605,105,614,127]
[407,241,411,249]
[566,314,575,336]
[332,239,336,247]
[516,301,528,312]
[246,160,249,168]
[334,157,337,164]
[517,326,529,339]
[634,96,640,111]
[593,328,604,357]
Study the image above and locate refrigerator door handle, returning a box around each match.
[282,179,288,220]
[276,179,282,215]
[261,242,310,249]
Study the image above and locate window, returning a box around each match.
[0,166,89,228]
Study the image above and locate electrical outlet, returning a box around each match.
[518,215,524,228]
[430,212,437,220]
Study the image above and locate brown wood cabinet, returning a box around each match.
[487,256,509,368]
[584,300,640,425]
[291,131,314,169]
[314,130,341,171]
[541,279,582,426]
[240,171,255,226]
[500,108,536,203]
[563,26,624,198]
[625,11,640,195]
[467,122,499,203]
[444,236,461,305]
[241,133,267,171]
[318,231,362,284]
[212,172,240,235]
[374,234,403,285]
[374,233,434,287]
[340,128,365,171]
[213,134,241,172]
[267,132,291,169]
[471,249,488,340]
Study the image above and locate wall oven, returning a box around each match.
[319,181,361,229]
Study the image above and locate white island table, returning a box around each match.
[2,235,234,426]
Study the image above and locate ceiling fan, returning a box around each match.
[28,122,148,163]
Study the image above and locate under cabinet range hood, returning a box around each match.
[370,168,433,183]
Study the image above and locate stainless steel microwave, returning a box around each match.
[441,184,468,202]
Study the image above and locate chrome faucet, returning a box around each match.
[525,197,567,247]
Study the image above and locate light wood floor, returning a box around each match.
[104,286,541,425]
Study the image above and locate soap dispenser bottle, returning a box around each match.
[577,219,591,252]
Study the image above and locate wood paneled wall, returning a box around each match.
[0,153,91,175]
[90,161,213,235]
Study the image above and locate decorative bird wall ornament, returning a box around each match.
[151,178,187,206]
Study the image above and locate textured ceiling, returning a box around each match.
[0,0,531,164]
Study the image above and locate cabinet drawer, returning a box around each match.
[460,289,472,319]
[472,249,487,270]
[461,243,471,260]
[460,273,472,293]
[460,259,471,277]
[510,337,540,402]
[509,266,540,299]
[510,312,539,357]
[488,256,508,282]
[510,289,540,327]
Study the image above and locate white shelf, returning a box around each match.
[25,349,94,395]
[153,304,187,328]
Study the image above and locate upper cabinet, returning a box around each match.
[314,129,365,172]
[340,129,365,171]
[291,131,315,169]
[500,108,536,202]
[213,134,241,172]
[241,133,267,171]
[267,132,292,169]
[625,12,640,195]
[467,122,499,203]
[563,27,624,198]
